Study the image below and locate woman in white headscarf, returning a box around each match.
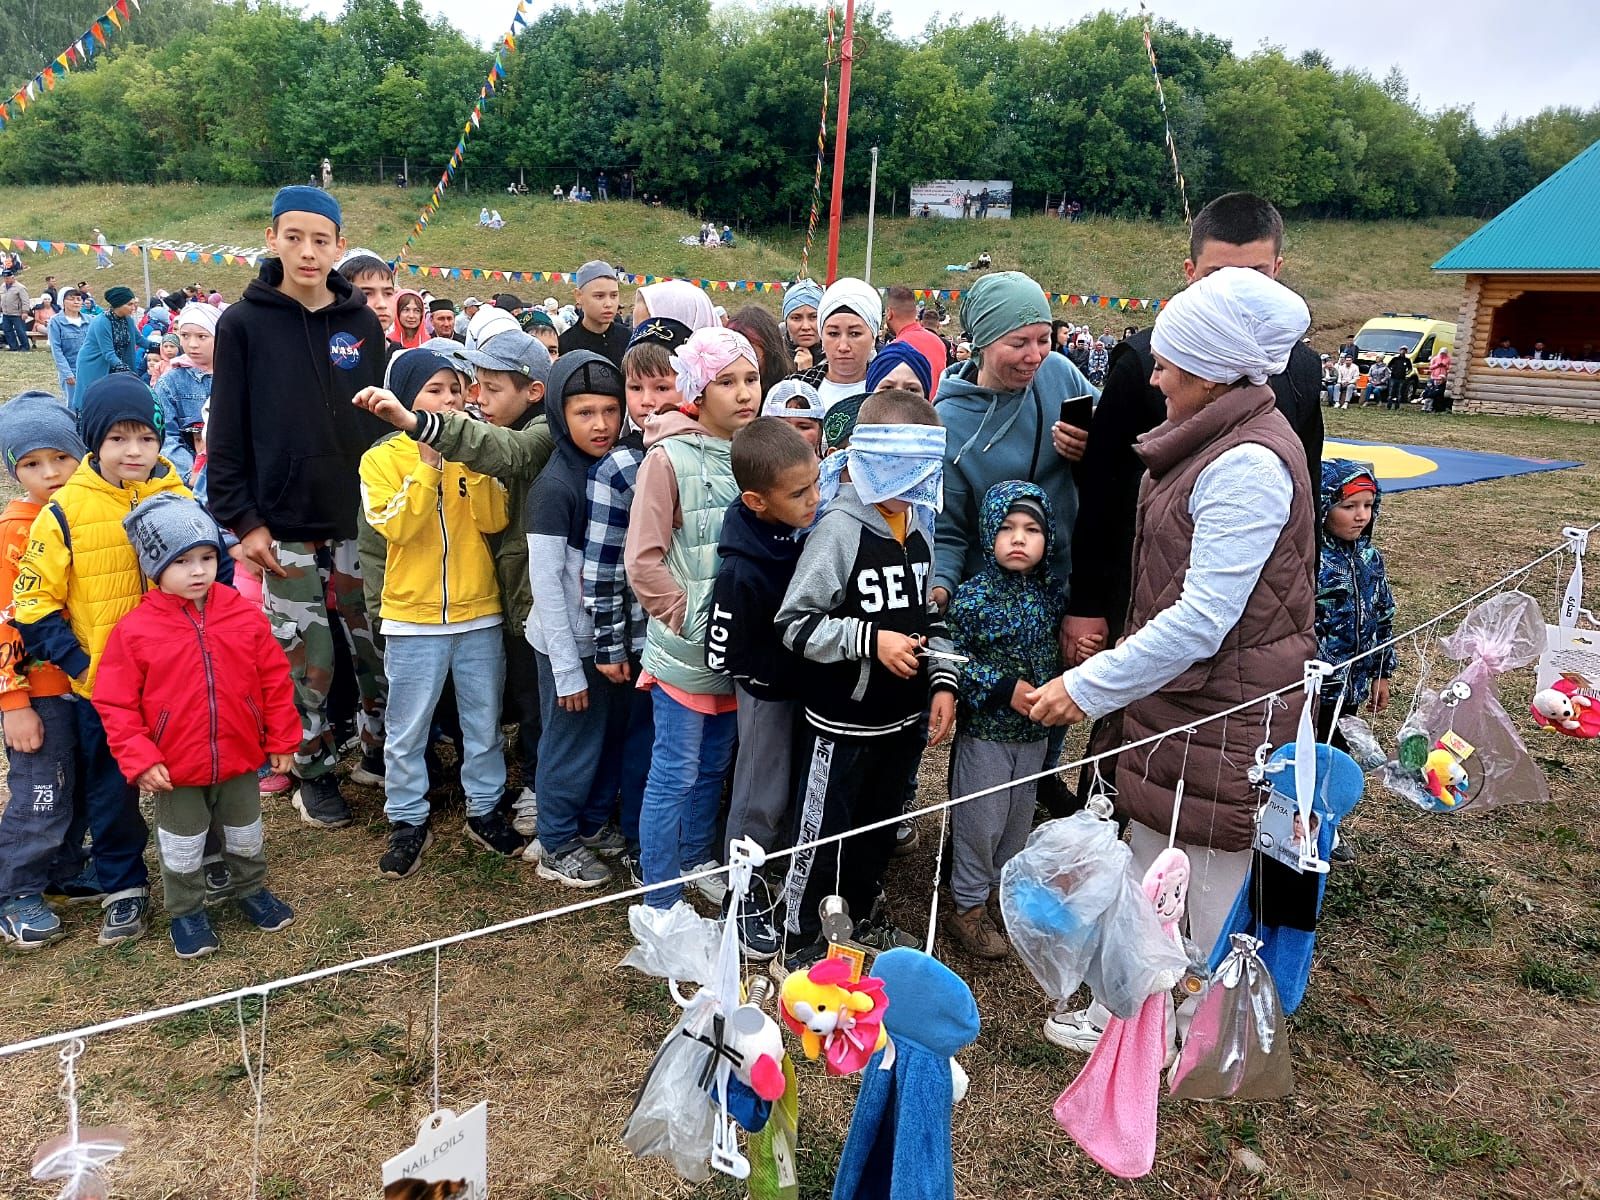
[632,279,719,333]
[788,276,881,411]
[1025,267,1319,1052]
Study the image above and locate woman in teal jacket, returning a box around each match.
[71,285,146,410]
[931,272,1097,610]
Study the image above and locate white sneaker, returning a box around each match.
[1043,1007,1105,1052]
[510,787,538,837]
[689,860,728,906]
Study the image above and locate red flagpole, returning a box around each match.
[824,0,855,285]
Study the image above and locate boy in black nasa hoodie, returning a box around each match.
[774,390,957,971]
[705,420,819,907]
[206,187,389,830]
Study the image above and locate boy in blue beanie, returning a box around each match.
[0,393,89,949]
[11,376,203,945]
[207,185,390,831]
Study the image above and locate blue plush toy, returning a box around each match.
[1212,742,1363,1013]
[832,949,980,1200]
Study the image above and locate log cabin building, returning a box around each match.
[1433,138,1600,421]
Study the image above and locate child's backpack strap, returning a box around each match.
[47,501,71,555]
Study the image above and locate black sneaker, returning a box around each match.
[854,910,918,954]
[203,859,232,906]
[292,774,353,829]
[349,747,385,787]
[724,873,781,961]
[464,810,525,857]
[771,934,828,982]
[619,850,644,888]
[378,821,433,879]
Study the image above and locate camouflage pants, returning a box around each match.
[264,540,385,779]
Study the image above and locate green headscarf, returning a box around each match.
[959,271,1052,353]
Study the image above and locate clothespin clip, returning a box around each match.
[726,836,765,904]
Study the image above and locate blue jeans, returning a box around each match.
[639,687,737,908]
[0,695,80,900]
[591,667,653,853]
[382,627,506,825]
[533,652,619,855]
[1,314,28,351]
[74,698,148,895]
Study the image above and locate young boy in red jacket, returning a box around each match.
[94,494,300,959]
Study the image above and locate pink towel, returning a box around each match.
[1052,991,1166,1179]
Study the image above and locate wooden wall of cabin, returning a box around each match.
[1449,274,1600,421]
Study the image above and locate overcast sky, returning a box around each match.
[297,0,1591,125]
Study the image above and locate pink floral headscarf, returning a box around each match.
[671,327,758,403]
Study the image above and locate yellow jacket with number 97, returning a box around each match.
[12,456,195,697]
[359,432,509,627]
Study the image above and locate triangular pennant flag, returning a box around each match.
[91,22,107,45]
[116,0,130,18]
[107,8,123,31]
[42,68,56,91]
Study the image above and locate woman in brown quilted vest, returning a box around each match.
[1025,266,1318,1053]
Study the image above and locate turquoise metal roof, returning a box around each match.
[1433,138,1600,272]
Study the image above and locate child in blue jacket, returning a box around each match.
[1316,459,1397,733]
[945,480,1066,959]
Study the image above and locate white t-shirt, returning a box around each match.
[818,375,867,412]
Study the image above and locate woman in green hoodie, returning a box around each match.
[930,272,1097,614]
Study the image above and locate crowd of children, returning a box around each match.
[0,186,1399,1001]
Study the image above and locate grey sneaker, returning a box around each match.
[0,894,66,950]
[292,773,352,829]
[580,823,625,857]
[532,843,612,890]
[510,787,538,837]
[98,891,149,946]
[689,860,728,906]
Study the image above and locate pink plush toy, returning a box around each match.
[1531,674,1600,740]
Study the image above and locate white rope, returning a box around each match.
[924,803,950,955]
[236,992,269,1200]
[2,518,1593,1063]
[431,947,442,1115]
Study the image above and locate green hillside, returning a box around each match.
[0,185,1481,341]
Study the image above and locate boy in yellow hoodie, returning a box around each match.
[0,392,89,949]
[357,349,522,879]
[12,376,212,945]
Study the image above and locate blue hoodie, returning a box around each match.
[1316,458,1397,707]
[933,351,1096,597]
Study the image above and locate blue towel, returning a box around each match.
[832,949,980,1200]
[1211,743,1363,1013]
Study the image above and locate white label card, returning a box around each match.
[381,1103,488,1200]
[1536,624,1600,693]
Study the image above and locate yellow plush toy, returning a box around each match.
[778,956,889,1076]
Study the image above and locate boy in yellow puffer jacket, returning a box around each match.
[357,348,523,880]
[12,375,216,946]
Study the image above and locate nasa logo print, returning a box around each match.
[328,332,364,370]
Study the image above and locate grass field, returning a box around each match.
[0,184,1479,343]
[2,194,1598,1200]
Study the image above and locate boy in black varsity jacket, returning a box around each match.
[774,391,957,971]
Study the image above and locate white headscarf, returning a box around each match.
[1150,267,1310,387]
[638,280,718,331]
[817,277,882,334]
[175,303,220,336]
[466,304,519,351]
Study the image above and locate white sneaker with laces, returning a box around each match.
[511,787,538,837]
[690,860,728,906]
[1043,1007,1105,1052]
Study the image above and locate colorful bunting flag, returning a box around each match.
[2,0,140,133]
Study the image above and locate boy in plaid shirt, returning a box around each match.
[579,326,685,880]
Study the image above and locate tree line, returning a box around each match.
[1,0,1596,228]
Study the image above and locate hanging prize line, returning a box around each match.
[1138,2,1192,225]
[798,4,837,281]
[397,0,531,263]
[0,0,141,134]
[2,518,1591,1071]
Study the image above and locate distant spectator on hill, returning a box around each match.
[1362,358,1390,406]
[92,228,112,270]
[0,275,31,352]
[1388,347,1415,406]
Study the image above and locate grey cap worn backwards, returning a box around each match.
[461,330,552,384]
[575,260,617,289]
[123,493,224,582]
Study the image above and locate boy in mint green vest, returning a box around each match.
[623,329,762,909]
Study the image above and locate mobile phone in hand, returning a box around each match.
[1059,394,1094,430]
